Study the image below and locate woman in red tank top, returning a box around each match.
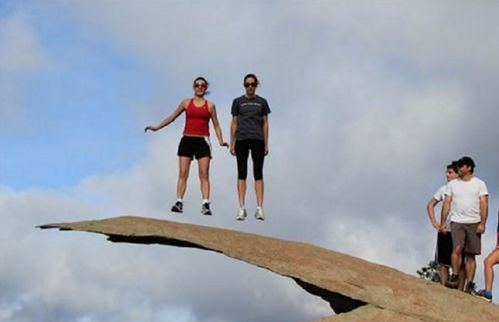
[145,77,228,215]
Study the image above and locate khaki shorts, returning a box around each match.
[450,222,481,255]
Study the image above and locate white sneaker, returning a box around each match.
[255,207,264,221]
[236,208,247,221]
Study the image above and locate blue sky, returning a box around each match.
[1,1,499,321]
[1,2,153,188]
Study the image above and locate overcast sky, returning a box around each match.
[1,1,499,321]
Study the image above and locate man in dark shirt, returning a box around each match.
[230,74,270,221]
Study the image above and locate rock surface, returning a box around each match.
[39,216,499,321]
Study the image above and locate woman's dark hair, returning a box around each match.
[447,161,458,173]
[193,76,209,88]
[243,73,259,86]
[193,76,210,95]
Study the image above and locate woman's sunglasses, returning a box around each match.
[244,82,257,88]
[194,83,207,89]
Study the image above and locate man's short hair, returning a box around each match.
[457,156,475,172]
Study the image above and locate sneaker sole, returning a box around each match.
[471,294,493,303]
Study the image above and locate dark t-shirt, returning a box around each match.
[231,95,271,141]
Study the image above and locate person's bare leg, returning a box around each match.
[458,263,466,291]
[255,179,264,208]
[446,244,464,288]
[177,157,192,199]
[465,254,476,283]
[484,248,499,290]
[237,180,246,208]
[451,245,463,276]
[197,157,210,200]
[439,265,449,285]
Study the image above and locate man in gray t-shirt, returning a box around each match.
[230,74,271,222]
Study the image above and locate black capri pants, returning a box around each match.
[235,139,265,180]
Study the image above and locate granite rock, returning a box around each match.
[39,216,499,321]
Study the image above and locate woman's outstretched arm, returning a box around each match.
[144,99,187,132]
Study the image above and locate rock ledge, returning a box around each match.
[39,216,499,322]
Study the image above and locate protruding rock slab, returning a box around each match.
[39,216,499,322]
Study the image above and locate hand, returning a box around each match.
[432,222,440,232]
[144,125,158,132]
[476,223,486,234]
[439,223,448,233]
[264,145,269,156]
[230,145,236,156]
[220,141,229,148]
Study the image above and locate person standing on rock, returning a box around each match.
[472,211,499,303]
[230,74,270,221]
[441,156,489,292]
[145,76,228,215]
[427,161,461,286]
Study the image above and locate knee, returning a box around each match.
[199,170,209,181]
[484,256,494,267]
[179,170,189,180]
[453,245,463,254]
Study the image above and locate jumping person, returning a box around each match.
[472,211,499,303]
[442,156,489,292]
[145,77,228,215]
[427,161,460,286]
[230,74,270,221]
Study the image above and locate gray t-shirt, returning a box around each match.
[231,95,271,141]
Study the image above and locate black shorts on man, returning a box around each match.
[177,136,211,159]
[436,232,453,267]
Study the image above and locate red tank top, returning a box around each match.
[183,99,210,136]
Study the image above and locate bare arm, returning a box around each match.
[262,115,269,155]
[440,195,452,232]
[477,195,489,234]
[209,103,228,147]
[144,100,187,132]
[230,116,238,155]
[426,197,440,231]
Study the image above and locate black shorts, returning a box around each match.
[436,232,453,267]
[177,136,211,159]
